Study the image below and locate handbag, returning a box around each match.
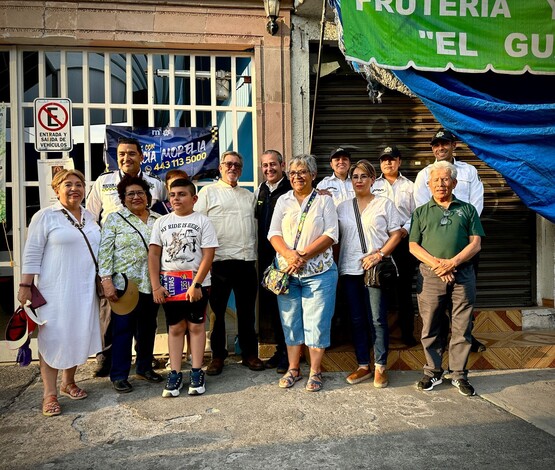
[261,190,317,295]
[261,263,290,295]
[352,198,398,289]
[364,258,398,288]
[61,209,105,298]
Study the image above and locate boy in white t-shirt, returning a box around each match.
[149,179,219,397]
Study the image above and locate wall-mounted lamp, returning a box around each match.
[264,0,281,36]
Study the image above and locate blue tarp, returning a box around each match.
[393,70,555,223]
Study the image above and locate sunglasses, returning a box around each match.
[440,209,452,226]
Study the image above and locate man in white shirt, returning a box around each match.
[196,151,264,375]
[87,138,166,224]
[86,137,166,377]
[316,148,354,206]
[413,129,486,353]
[372,145,417,346]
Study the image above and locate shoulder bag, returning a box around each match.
[352,198,398,289]
[261,190,317,295]
[61,209,105,298]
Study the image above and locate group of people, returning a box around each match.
[17,128,485,417]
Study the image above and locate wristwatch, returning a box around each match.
[378,251,386,258]
[194,282,202,289]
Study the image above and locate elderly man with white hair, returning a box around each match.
[409,161,485,397]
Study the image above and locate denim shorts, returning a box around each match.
[277,264,338,348]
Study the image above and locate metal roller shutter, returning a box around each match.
[310,73,535,307]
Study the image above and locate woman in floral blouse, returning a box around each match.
[98,175,162,393]
[268,154,339,392]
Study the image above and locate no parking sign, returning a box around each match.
[34,98,73,152]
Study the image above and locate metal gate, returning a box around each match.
[311,73,535,307]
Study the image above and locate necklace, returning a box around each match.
[61,208,86,229]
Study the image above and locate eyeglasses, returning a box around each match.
[289,170,310,179]
[351,174,370,181]
[222,161,242,169]
[125,190,146,199]
[440,209,452,226]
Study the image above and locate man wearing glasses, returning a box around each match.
[409,161,484,397]
[196,151,264,375]
[86,137,166,378]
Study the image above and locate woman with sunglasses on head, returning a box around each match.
[336,159,402,388]
[268,154,339,392]
[18,169,102,417]
[98,175,163,393]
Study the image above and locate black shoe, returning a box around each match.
[265,351,287,369]
[94,361,111,378]
[417,372,443,391]
[470,338,487,353]
[136,370,163,383]
[113,379,133,393]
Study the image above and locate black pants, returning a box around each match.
[392,237,417,340]
[209,260,259,359]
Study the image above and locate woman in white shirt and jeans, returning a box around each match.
[337,159,402,388]
[268,154,339,392]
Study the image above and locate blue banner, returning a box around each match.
[104,126,220,181]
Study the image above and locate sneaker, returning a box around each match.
[188,369,206,396]
[374,368,389,388]
[417,373,443,391]
[162,370,183,398]
[346,368,372,385]
[452,378,476,396]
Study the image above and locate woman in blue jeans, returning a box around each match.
[98,176,163,393]
[337,159,402,388]
[268,154,339,392]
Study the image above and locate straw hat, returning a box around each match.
[109,274,139,315]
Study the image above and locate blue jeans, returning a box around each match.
[110,292,158,381]
[277,264,338,349]
[342,274,389,366]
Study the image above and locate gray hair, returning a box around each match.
[289,154,317,176]
[262,149,283,164]
[429,160,457,181]
[220,150,243,165]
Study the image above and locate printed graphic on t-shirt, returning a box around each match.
[165,228,198,263]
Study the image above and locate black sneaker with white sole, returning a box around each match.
[417,373,443,391]
[162,370,183,398]
[452,378,476,396]
[188,369,206,396]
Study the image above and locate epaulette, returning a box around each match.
[100,169,117,176]
[144,172,163,182]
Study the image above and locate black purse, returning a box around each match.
[352,199,398,289]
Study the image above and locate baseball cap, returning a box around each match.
[379,145,401,159]
[329,148,351,161]
[431,128,456,145]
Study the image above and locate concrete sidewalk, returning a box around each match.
[0,361,553,470]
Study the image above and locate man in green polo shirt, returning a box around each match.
[409,161,485,397]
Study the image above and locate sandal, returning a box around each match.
[278,368,302,389]
[42,395,61,417]
[60,382,88,400]
[305,371,323,392]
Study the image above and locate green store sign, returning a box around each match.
[340,0,555,74]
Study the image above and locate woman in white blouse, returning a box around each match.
[268,154,339,392]
[337,159,402,388]
[18,169,102,417]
